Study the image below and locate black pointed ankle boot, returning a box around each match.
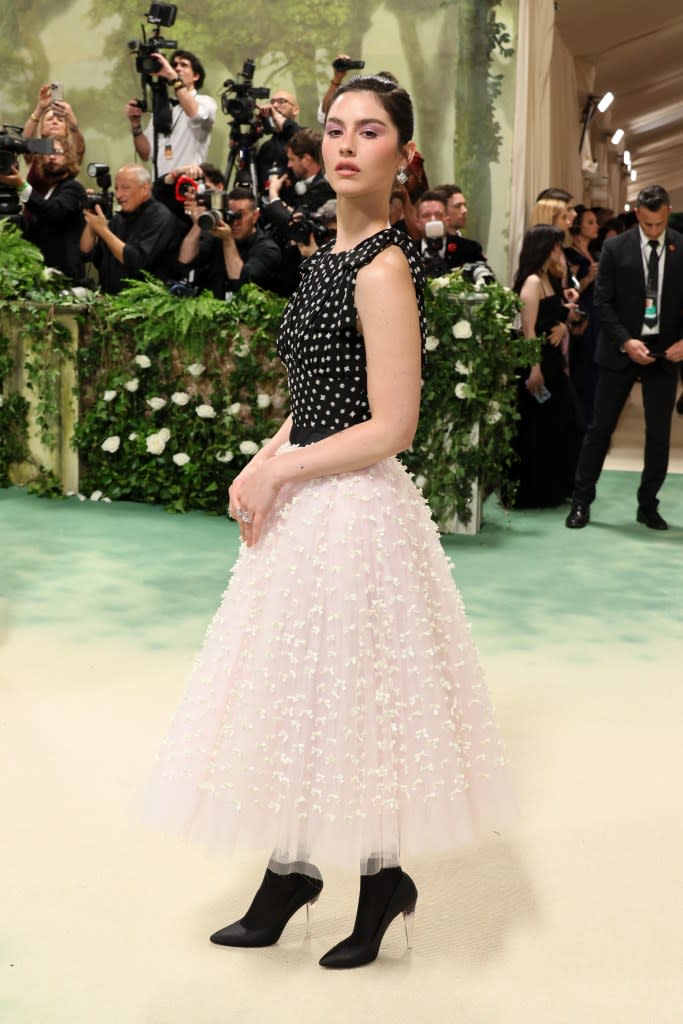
[210,868,323,947]
[319,867,417,969]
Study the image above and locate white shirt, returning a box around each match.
[143,89,217,177]
[639,226,666,336]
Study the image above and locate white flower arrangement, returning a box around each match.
[425,336,440,352]
[147,396,166,411]
[134,354,152,368]
[101,435,120,453]
[216,450,234,463]
[159,427,171,442]
[196,404,216,419]
[187,363,205,377]
[486,401,502,424]
[103,389,117,402]
[124,378,140,392]
[172,452,190,466]
[227,402,241,416]
[171,391,190,406]
[128,432,138,441]
[414,474,427,490]
[454,361,471,376]
[239,440,259,456]
[452,320,472,339]
[455,382,471,399]
[256,393,271,408]
[90,490,103,501]
[429,275,452,293]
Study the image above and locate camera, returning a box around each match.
[128,3,178,76]
[332,58,365,73]
[85,162,114,218]
[0,127,54,175]
[221,59,270,126]
[287,212,328,246]
[460,261,496,286]
[196,191,242,230]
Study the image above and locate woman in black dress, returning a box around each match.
[511,225,584,507]
[145,76,516,969]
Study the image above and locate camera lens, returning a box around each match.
[197,209,222,230]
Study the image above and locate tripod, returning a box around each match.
[223,120,263,195]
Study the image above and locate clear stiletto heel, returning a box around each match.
[305,895,320,938]
[402,904,416,949]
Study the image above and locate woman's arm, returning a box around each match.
[230,246,422,544]
[520,274,545,394]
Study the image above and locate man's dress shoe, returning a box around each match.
[565,502,590,528]
[636,507,668,530]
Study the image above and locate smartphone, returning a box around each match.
[50,82,64,102]
[527,382,551,403]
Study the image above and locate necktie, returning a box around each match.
[644,239,659,329]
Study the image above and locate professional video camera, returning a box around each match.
[0,127,54,221]
[128,2,178,82]
[420,220,449,278]
[0,126,54,175]
[221,59,270,127]
[85,163,114,219]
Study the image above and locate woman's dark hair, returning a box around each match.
[513,225,565,293]
[570,203,589,236]
[327,74,414,146]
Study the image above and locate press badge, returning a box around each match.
[644,296,658,328]
[164,143,173,161]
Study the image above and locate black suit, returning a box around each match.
[24,177,86,282]
[572,225,683,511]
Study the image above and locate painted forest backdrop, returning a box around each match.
[1,0,518,276]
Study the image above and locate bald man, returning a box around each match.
[81,165,185,294]
[255,89,302,193]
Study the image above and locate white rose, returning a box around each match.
[101,435,120,454]
[227,402,241,416]
[90,490,103,501]
[196,403,216,419]
[239,440,259,456]
[414,474,427,490]
[486,401,502,424]
[452,320,472,339]
[429,275,451,292]
[256,393,271,409]
[455,382,471,399]
[128,432,138,441]
[173,452,190,466]
[145,432,167,455]
[134,354,152,368]
[158,427,171,442]
[454,361,471,375]
[171,391,190,406]
[102,497,112,503]
[425,336,440,352]
[103,389,117,402]
[216,450,234,463]
[147,396,166,411]
[124,378,139,392]
[187,362,205,377]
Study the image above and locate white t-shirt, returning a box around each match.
[143,89,217,177]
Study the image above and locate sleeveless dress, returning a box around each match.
[511,289,584,508]
[144,228,517,874]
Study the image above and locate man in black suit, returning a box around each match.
[436,184,486,267]
[566,185,683,530]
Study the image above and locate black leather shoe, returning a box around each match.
[565,502,590,528]
[636,507,668,530]
[675,392,683,415]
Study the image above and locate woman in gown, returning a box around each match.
[511,225,584,508]
[145,75,516,969]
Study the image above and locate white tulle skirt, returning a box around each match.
[143,449,517,873]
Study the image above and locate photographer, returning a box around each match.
[255,90,301,194]
[177,187,281,299]
[0,134,86,282]
[153,160,225,222]
[262,127,335,295]
[125,50,216,177]
[80,164,185,294]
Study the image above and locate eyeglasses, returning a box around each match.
[271,97,292,107]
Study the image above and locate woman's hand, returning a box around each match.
[526,363,545,397]
[549,322,566,347]
[228,459,280,547]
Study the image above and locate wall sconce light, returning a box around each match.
[611,128,624,145]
